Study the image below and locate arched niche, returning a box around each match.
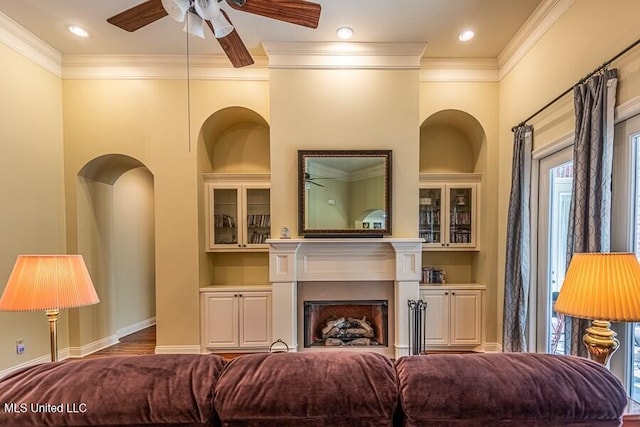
[198,107,270,174]
[420,110,486,173]
[74,154,155,351]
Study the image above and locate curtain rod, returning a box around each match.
[512,36,640,132]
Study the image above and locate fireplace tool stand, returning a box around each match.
[407,300,427,355]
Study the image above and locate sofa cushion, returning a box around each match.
[0,354,227,427]
[214,351,398,426]
[395,353,627,426]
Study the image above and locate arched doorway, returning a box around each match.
[71,154,156,355]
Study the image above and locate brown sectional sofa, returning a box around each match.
[0,351,627,426]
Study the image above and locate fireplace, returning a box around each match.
[268,238,422,358]
[304,300,388,347]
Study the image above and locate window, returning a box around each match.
[536,146,573,354]
[612,113,640,397]
[630,130,640,399]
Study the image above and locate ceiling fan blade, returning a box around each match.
[225,0,321,29]
[107,0,168,32]
[206,14,254,68]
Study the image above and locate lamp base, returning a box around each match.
[583,319,619,365]
[46,309,59,362]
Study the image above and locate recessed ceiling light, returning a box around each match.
[336,27,354,40]
[68,25,89,38]
[458,30,475,42]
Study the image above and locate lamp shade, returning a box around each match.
[554,252,640,321]
[0,255,99,312]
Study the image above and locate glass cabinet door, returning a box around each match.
[419,181,477,250]
[419,187,443,246]
[211,188,240,247]
[245,188,270,246]
[448,186,473,245]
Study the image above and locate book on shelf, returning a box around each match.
[214,214,236,228]
[247,214,271,228]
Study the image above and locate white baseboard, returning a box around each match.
[0,354,50,379]
[67,317,157,358]
[67,334,120,358]
[117,317,156,338]
[483,342,503,353]
[155,345,202,355]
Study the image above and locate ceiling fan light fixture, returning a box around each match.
[211,13,235,38]
[162,0,190,23]
[183,12,206,38]
[194,0,221,20]
[336,26,354,40]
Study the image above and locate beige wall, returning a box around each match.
[62,78,269,351]
[0,43,66,370]
[419,81,499,343]
[113,168,156,331]
[73,177,114,346]
[497,0,640,345]
[270,69,420,238]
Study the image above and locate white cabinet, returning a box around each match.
[201,287,272,351]
[419,173,481,250]
[204,174,270,252]
[420,285,483,348]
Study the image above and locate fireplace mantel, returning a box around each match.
[267,238,422,358]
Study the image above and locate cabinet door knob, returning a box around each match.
[234,294,238,297]
[452,292,456,295]
[445,292,448,295]
[239,294,243,297]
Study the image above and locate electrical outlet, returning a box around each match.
[16,339,24,354]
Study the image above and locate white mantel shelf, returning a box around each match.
[266,237,424,244]
[267,237,423,359]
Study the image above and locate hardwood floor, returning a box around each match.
[84,328,473,360]
[85,325,156,358]
[84,326,239,360]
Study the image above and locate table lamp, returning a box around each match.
[0,255,100,362]
[554,252,640,365]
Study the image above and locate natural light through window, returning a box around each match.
[548,161,573,355]
[632,134,640,400]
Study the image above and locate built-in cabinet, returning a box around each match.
[419,173,481,250]
[204,174,271,252]
[200,286,272,351]
[420,284,484,348]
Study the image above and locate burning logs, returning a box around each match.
[320,317,377,346]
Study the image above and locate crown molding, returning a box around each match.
[420,58,499,82]
[498,0,575,79]
[1,1,571,81]
[0,11,61,77]
[62,54,269,80]
[262,41,427,70]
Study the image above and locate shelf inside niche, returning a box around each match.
[421,251,478,285]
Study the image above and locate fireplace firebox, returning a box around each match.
[304,300,388,348]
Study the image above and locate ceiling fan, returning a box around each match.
[107,0,321,68]
[304,172,332,187]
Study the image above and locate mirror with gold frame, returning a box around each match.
[298,150,392,236]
